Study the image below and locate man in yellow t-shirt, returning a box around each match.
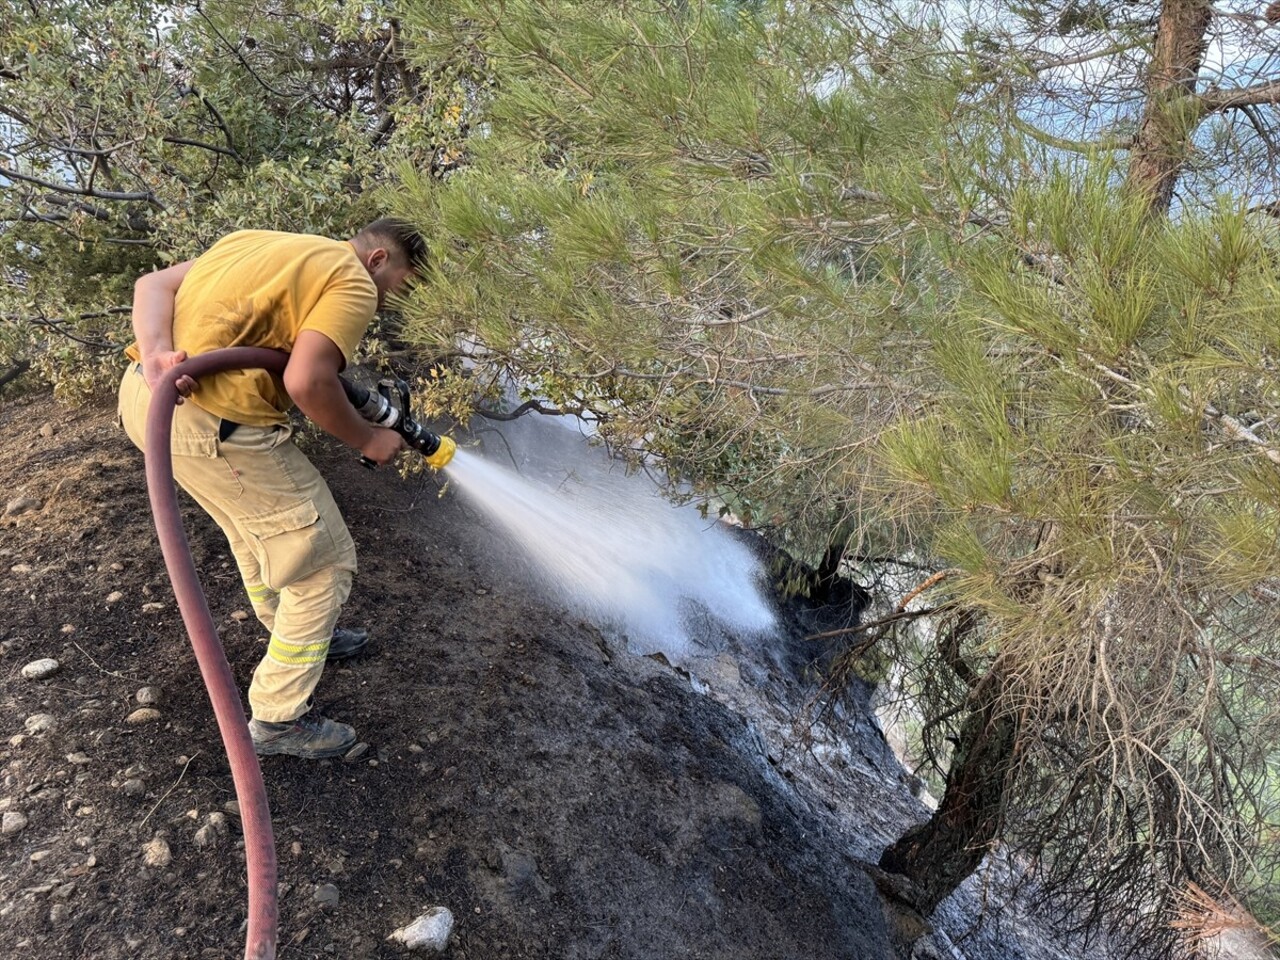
[118,220,424,759]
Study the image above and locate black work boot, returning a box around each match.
[249,706,357,759]
[327,627,369,661]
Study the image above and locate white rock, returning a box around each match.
[3,496,41,517]
[141,836,171,868]
[24,713,56,734]
[135,686,162,706]
[387,907,455,952]
[193,824,218,849]
[105,591,124,605]
[126,708,161,725]
[21,659,60,681]
[194,812,229,849]
[2,811,28,836]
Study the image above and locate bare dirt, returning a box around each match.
[0,389,1084,960]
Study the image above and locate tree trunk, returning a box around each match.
[878,696,1018,914]
[1127,0,1212,215]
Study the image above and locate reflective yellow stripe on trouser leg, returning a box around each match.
[246,582,280,629]
[248,564,351,723]
[266,634,330,665]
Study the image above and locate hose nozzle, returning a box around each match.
[340,375,455,471]
[424,435,456,470]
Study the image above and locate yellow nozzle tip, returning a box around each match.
[425,436,456,470]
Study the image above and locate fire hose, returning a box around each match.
[143,347,454,960]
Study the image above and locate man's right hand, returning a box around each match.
[286,330,409,463]
[142,349,198,402]
[359,427,406,466]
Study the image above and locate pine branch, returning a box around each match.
[1010,114,1131,154]
[1201,78,1280,112]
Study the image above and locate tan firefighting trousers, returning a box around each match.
[118,363,357,722]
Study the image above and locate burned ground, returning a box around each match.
[0,390,1083,960]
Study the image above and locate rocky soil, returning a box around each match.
[0,388,1094,960]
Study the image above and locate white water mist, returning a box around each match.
[443,446,776,660]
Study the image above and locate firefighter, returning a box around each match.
[119,220,424,758]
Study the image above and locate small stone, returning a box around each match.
[126,708,161,725]
[2,811,29,836]
[52,882,76,900]
[10,563,32,574]
[387,907,455,952]
[105,591,124,605]
[141,602,165,614]
[121,779,145,797]
[135,686,161,706]
[141,836,171,868]
[49,902,73,927]
[3,496,41,517]
[110,562,123,572]
[30,849,51,862]
[194,812,230,849]
[21,659,60,681]
[313,883,340,909]
[60,624,75,634]
[38,423,55,439]
[223,800,240,818]
[25,713,56,734]
[229,610,249,622]
[290,841,302,856]
[9,734,26,747]
[343,743,369,762]
[66,753,91,765]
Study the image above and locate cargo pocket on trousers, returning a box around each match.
[240,500,339,591]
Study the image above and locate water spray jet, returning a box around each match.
[143,348,772,959]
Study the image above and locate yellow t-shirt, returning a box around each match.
[126,230,378,427]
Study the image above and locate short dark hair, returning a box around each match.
[355,218,428,271]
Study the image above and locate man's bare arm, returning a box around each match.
[133,260,197,398]
[284,330,405,465]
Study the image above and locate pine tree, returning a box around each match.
[392,2,1280,951]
